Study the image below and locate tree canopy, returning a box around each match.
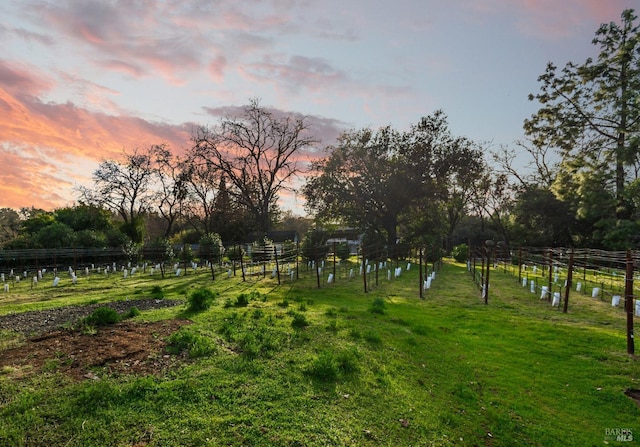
[525,8,640,248]
[303,111,484,256]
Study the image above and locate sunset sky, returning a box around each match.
[1,0,637,214]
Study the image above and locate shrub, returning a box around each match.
[187,288,217,311]
[291,312,309,329]
[84,307,120,326]
[235,293,250,307]
[452,244,469,263]
[150,285,164,299]
[123,306,141,319]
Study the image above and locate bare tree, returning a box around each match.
[182,150,221,234]
[491,140,557,190]
[470,171,514,244]
[192,99,319,233]
[150,144,189,238]
[78,147,155,242]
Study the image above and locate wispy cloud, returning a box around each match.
[201,102,346,151]
[465,0,635,39]
[0,23,54,46]
[242,54,350,94]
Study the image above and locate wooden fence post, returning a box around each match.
[239,245,246,282]
[273,246,280,285]
[419,247,424,299]
[547,249,553,302]
[362,245,368,293]
[563,250,574,313]
[332,241,337,281]
[625,250,635,355]
[518,248,522,285]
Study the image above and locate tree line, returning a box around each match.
[1,9,639,254]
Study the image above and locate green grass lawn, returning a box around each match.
[0,260,639,446]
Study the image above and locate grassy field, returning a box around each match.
[0,260,639,446]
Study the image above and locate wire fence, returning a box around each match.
[468,244,638,354]
[0,242,443,297]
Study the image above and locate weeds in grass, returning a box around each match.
[305,349,360,382]
[325,307,338,318]
[363,330,382,345]
[391,317,409,326]
[412,325,428,336]
[167,328,216,358]
[217,312,285,359]
[305,351,338,381]
[42,359,60,372]
[369,297,386,314]
[234,290,263,307]
[326,319,338,333]
[277,300,289,308]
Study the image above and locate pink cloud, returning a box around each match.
[0,60,55,98]
[21,0,299,84]
[0,145,71,210]
[521,0,633,22]
[463,0,635,39]
[0,60,194,210]
[0,61,342,212]
[208,55,228,83]
[515,0,634,39]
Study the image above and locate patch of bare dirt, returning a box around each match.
[624,388,640,407]
[0,319,192,380]
[0,298,183,335]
